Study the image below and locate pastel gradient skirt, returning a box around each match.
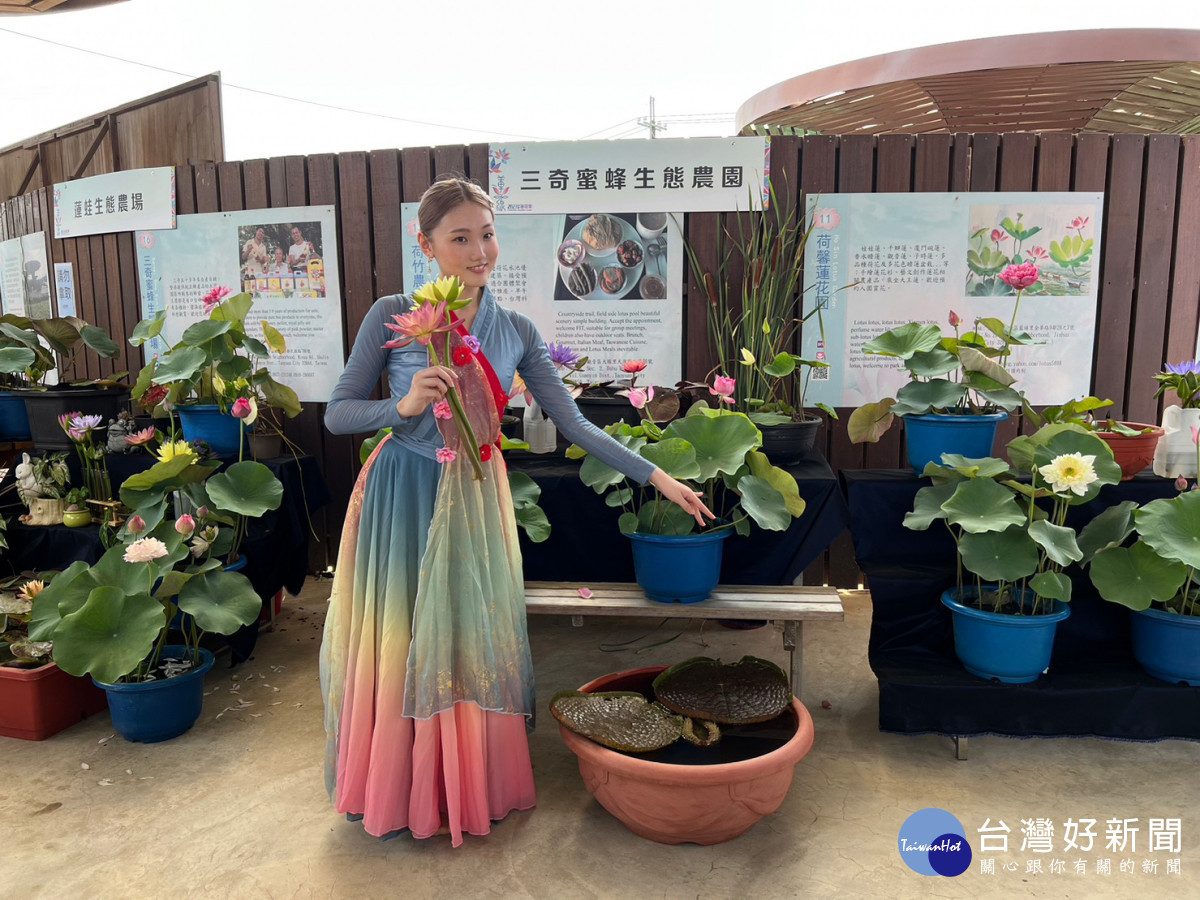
[319,436,536,847]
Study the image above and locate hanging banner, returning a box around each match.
[135,207,344,402]
[487,137,769,214]
[801,191,1104,407]
[402,204,682,391]
[54,167,176,239]
[54,262,77,317]
[0,231,53,318]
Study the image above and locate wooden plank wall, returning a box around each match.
[1,133,1198,584]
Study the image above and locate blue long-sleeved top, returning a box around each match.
[325,287,657,484]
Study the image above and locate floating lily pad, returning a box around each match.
[652,656,791,724]
[550,690,683,752]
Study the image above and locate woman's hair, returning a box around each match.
[417,175,493,235]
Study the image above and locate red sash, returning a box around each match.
[455,324,509,436]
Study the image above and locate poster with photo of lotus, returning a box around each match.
[800,191,1104,408]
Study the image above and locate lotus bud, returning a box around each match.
[197,505,210,518]
[1178,476,1190,492]
[127,515,147,534]
[175,514,196,537]
[231,397,253,419]
[949,310,963,328]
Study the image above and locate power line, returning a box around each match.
[0,26,548,141]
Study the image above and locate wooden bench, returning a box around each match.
[524,581,844,698]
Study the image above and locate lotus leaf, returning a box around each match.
[905,348,959,378]
[177,570,262,635]
[51,586,166,684]
[746,451,805,518]
[640,437,701,481]
[549,690,683,752]
[150,345,208,383]
[662,410,760,481]
[958,527,1040,582]
[652,656,791,725]
[892,379,968,416]
[847,399,896,444]
[1077,500,1137,562]
[959,346,1016,387]
[1089,542,1188,610]
[903,482,958,531]
[1030,571,1072,604]
[205,461,284,517]
[736,474,792,531]
[942,478,1027,534]
[861,322,943,359]
[1028,520,1083,567]
[1135,492,1200,570]
[182,319,233,345]
[935,454,1012,479]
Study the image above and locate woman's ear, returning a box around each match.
[417,232,434,259]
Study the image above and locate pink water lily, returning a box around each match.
[125,426,156,446]
[710,375,736,404]
[383,301,459,349]
[621,360,647,374]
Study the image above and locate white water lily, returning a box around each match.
[1039,453,1098,496]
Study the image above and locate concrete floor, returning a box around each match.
[7,579,1200,899]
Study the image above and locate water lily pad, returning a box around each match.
[550,690,683,752]
[652,656,791,724]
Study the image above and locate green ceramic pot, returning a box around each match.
[62,508,94,528]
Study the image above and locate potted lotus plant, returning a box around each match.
[903,423,1122,682]
[848,263,1043,471]
[1038,395,1164,480]
[568,375,806,603]
[129,286,301,457]
[1152,359,1200,479]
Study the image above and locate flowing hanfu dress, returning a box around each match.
[319,288,653,847]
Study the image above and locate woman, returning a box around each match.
[320,176,710,847]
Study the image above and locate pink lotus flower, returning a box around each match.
[432,401,453,420]
[621,386,654,410]
[197,506,210,518]
[230,397,257,422]
[1070,216,1090,231]
[202,286,232,315]
[126,426,157,446]
[990,229,1008,244]
[383,301,458,349]
[948,310,963,328]
[126,515,147,534]
[436,447,457,463]
[621,360,647,374]
[175,514,196,537]
[998,262,1040,291]
[123,537,168,563]
[1027,246,1049,260]
[1178,476,1190,492]
[710,375,736,404]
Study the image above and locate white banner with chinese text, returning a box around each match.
[54,167,176,239]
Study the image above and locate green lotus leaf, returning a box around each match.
[176,570,262,635]
[118,455,197,510]
[906,348,959,378]
[580,455,625,492]
[261,322,286,354]
[27,560,93,641]
[618,512,638,535]
[847,399,896,443]
[904,481,958,531]
[975,317,1040,347]
[862,322,943,359]
[129,310,166,347]
[737,474,792,531]
[746,451,805,517]
[893,379,968,416]
[204,461,284,517]
[549,690,683,752]
[958,346,1016,386]
[640,437,702,481]
[32,316,82,357]
[942,477,1027,534]
[359,427,392,464]
[1077,500,1138,563]
[80,324,120,358]
[210,291,253,327]
[513,503,551,543]
[0,345,36,374]
[959,527,1040,582]
[216,356,253,382]
[762,352,797,378]
[662,410,760,481]
[936,454,1012,479]
[604,487,633,507]
[635,500,695,536]
[972,386,1025,412]
[1089,542,1188,610]
[1135,491,1200,569]
[150,345,208,383]
[1007,423,1090,473]
[1028,519,1083,567]
[652,655,791,724]
[681,717,722,746]
[1030,571,1073,603]
[749,411,793,426]
[1032,430,1122,504]
[51,586,165,683]
[240,336,271,359]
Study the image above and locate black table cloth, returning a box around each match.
[3,453,330,662]
[512,448,848,586]
[842,468,1200,741]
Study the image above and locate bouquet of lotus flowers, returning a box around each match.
[385,276,485,480]
[58,411,112,501]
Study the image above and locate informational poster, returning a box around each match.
[487,137,769,214]
[54,167,176,239]
[402,203,683,390]
[0,231,53,318]
[801,192,1104,407]
[54,262,77,317]
[135,206,344,402]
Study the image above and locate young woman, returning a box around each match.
[320,176,710,847]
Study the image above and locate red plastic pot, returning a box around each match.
[0,661,108,741]
[1095,424,1165,480]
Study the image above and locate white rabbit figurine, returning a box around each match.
[14,452,43,506]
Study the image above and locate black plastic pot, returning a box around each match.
[21,386,131,451]
[758,416,822,465]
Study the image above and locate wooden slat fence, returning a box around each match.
[1,134,1198,585]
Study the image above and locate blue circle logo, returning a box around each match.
[897,808,972,876]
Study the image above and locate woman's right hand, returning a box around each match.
[396,365,458,418]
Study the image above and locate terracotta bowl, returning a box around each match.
[558,665,815,845]
[1095,424,1165,480]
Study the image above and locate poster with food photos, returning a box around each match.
[800,191,1104,407]
[401,204,682,392]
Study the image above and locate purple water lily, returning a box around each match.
[1164,360,1200,376]
[546,342,583,370]
[69,413,104,432]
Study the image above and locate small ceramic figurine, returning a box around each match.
[13,452,42,506]
[106,410,137,454]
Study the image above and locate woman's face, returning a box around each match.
[418,202,498,296]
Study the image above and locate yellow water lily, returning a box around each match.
[157,440,197,464]
[1039,452,1098,496]
[740,348,756,366]
[413,275,464,307]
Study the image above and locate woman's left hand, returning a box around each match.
[649,469,715,528]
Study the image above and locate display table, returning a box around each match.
[842,468,1200,745]
[2,453,330,662]
[511,449,849,586]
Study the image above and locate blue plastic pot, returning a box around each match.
[95,646,215,743]
[902,412,1008,473]
[1131,607,1200,686]
[941,588,1070,684]
[628,529,731,604]
[177,404,246,456]
[0,390,31,440]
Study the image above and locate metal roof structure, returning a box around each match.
[737,29,1200,136]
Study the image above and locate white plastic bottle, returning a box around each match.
[523,400,557,453]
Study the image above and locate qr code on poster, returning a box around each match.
[812,368,829,380]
